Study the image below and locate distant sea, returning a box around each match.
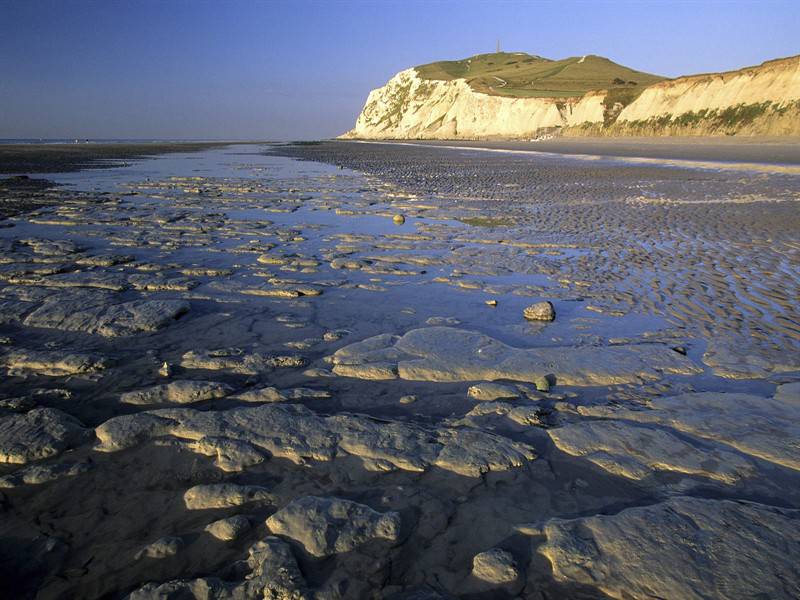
[0,139,233,145]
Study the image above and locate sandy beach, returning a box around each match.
[0,140,798,599]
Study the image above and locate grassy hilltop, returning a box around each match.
[416,52,665,99]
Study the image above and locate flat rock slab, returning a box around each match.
[24,298,189,337]
[267,496,400,557]
[94,403,535,477]
[0,408,89,464]
[537,497,800,600]
[184,483,273,510]
[4,349,108,376]
[331,327,700,386]
[120,381,233,405]
[181,348,305,375]
[549,420,755,484]
[579,390,800,471]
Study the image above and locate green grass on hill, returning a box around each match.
[415,52,665,99]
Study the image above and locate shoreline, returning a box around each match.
[336,136,800,167]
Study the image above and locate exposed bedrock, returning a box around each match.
[266,495,401,557]
[331,326,700,385]
[0,408,89,464]
[94,403,536,477]
[535,496,800,600]
[578,388,800,471]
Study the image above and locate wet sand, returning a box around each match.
[369,136,800,166]
[0,142,799,599]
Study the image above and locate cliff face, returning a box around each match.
[343,55,800,139]
[617,56,800,122]
[342,68,605,140]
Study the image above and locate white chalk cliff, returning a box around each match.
[342,55,800,139]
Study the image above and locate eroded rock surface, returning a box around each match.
[332,327,700,386]
[94,403,536,477]
[205,515,251,541]
[181,348,305,375]
[266,496,401,557]
[549,419,755,484]
[4,349,108,376]
[472,548,520,585]
[538,497,800,600]
[134,537,183,560]
[579,390,800,470]
[183,483,274,510]
[0,408,88,464]
[120,381,233,405]
[129,537,309,599]
[24,297,189,337]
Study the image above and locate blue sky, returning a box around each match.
[1,0,798,140]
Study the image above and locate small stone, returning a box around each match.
[393,214,406,225]
[159,362,171,377]
[472,548,519,584]
[399,395,417,405]
[468,382,519,402]
[534,376,551,392]
[523,301,555,322]
[135,536,183,560]
[485,299,498,307]
[205,515,251,541]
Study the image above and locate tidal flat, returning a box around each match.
[0,141,799,599]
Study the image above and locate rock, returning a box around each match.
[135,536,183,560]
[472,548,519,584]
[331,327,701,386]
[95,403,535,477]
[12,271,127,291]
[158,362,171,377]
[120,381,233,405]
[533,375,550,392]
[128,537,309,599]
[548,420,755,484]
[537,497,800,600]
[455,402,542,427]
[467,382,519,401]
[187,437,267,472]
[0,461,91,488]
[205,515,251,541]
[232,386,286,403]
[4,349,108,376]
[393,214,406,224]
[24,298,189,337]
[183,483,274,510]
[399,395,417,405]
[523,301,555,321]
[332,362,398,380]
[181,348,305,375]
[485,299,498,307]
[578,389,800,470]
[703,339,800,379]
[266,496,400,557]
[0,408,89,464]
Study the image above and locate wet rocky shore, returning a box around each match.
[0,142,798,599]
